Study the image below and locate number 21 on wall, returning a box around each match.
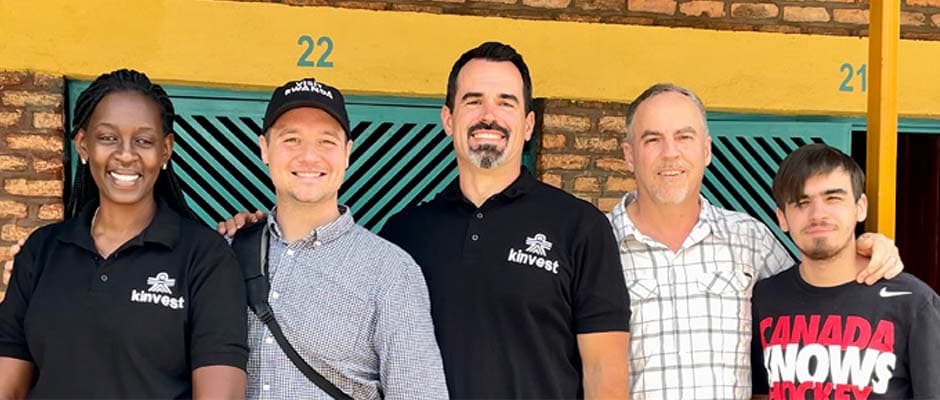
[297,35,334,68]
[839,63,866,93]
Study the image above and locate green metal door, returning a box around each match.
[706,120,852,257]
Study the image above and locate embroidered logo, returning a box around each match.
[878,287,912,298]
[131,272,185,310]
[507,233,560,274]
[524,234,552,256]
[147,272,176,294]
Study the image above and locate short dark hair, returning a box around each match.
[445,41,533,113]
[68,69,196,222]
[772,143,865,210]
[625,83,708,142]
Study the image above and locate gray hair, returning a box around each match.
[625,83,708,142]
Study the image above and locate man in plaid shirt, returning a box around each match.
[610,83,904,400]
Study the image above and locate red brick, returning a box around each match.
[474,0,516,3]
[6,135,63,153]
[783,6,830,23]
[1,224,35,242]
[539,154,589,170]
[32,158,63,175]
[596,157,628,172]
[731,3,778,19]
[0,111,22,128]
[574,137,620,151]
[833,9,869,25]
[679,1,725,18]
[391,4,444,12]
[901,12,926,26]
[572,193,595,205]
[628,0,676,14]
[32,73,63,90]
[606,176,635,192]
[576,0,626,11]
[542,134,567,149]
[4,179,63,197]
[908,0,940,6]
[543,114,592,133]
[574,177,599,192]
[0,71,27,86]
[598,115,627,135]
[32,112,63,130]
[523,0,571,7]
[334,1,387,9]
[758,25,803,33]
[1,91,62,107]
[38,203,63,221]
[932,14,940,28]
[0,201,28,218]
[0,156,28,171]
[597,197,622,213]
[541,173,563,188]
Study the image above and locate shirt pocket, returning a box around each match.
[696,270,753,298]
[624,271,660,302]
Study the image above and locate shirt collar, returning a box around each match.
[609,191,730,248]
[439,167,538,204]
[59,197,181,253]
[267,205,355,246]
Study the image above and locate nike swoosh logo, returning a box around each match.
[879,287,912,298]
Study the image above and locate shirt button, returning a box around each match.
[99,274,108,282]
[262,384,271,391]
[313,240,322,247]
[265,337,274,344]
[271,291,280,300]
[286,249,295,256]
[471,234,479,241]
[476,212,484,220]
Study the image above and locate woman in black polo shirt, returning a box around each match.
[0,70,248,399]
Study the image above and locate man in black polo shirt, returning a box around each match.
[379,42,630,399]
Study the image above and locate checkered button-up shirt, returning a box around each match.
[246,207,448,400]
[609,193,792,400]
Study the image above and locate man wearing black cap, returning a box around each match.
[244,78,448,399]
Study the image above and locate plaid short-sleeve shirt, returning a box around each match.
[608,193,792,400]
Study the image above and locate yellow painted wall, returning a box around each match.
[2,0,939,117]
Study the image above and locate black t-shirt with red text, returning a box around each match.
[751,267,940,400]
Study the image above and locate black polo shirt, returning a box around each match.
[0,199,248,399]
[380,169,630,399]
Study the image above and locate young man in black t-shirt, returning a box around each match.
[751,144,940,399]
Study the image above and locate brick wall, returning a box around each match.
[0,71,66,300]
[537,100,635,213]
[245,0,940,40]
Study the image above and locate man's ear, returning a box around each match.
[856,193,868,223]
[258,134,269,165]
[776,207,790,232]
[440,105,454,138]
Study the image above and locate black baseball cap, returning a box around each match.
[262,78,351,139]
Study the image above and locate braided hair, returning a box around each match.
[67,69,197,221]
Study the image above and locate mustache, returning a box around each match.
[467,121,510,138]
[801,221,837,233]
[654,161,690,172]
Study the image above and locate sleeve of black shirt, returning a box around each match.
[187,233,249,371]
[909,293,940,398]
[571,212,630,334]
[751,291,769,395]
[0,231,43,362]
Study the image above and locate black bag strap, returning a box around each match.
[231,223,353,400]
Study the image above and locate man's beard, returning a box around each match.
[799,224,851,261]
[467,121,509,169]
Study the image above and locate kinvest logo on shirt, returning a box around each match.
[507,233,560,274]
[758,314,897,400]
[131,272,186,310]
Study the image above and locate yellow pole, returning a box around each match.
[866,0,899,238]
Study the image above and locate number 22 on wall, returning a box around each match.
[297,35,334,68]
[839,63,866,93]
